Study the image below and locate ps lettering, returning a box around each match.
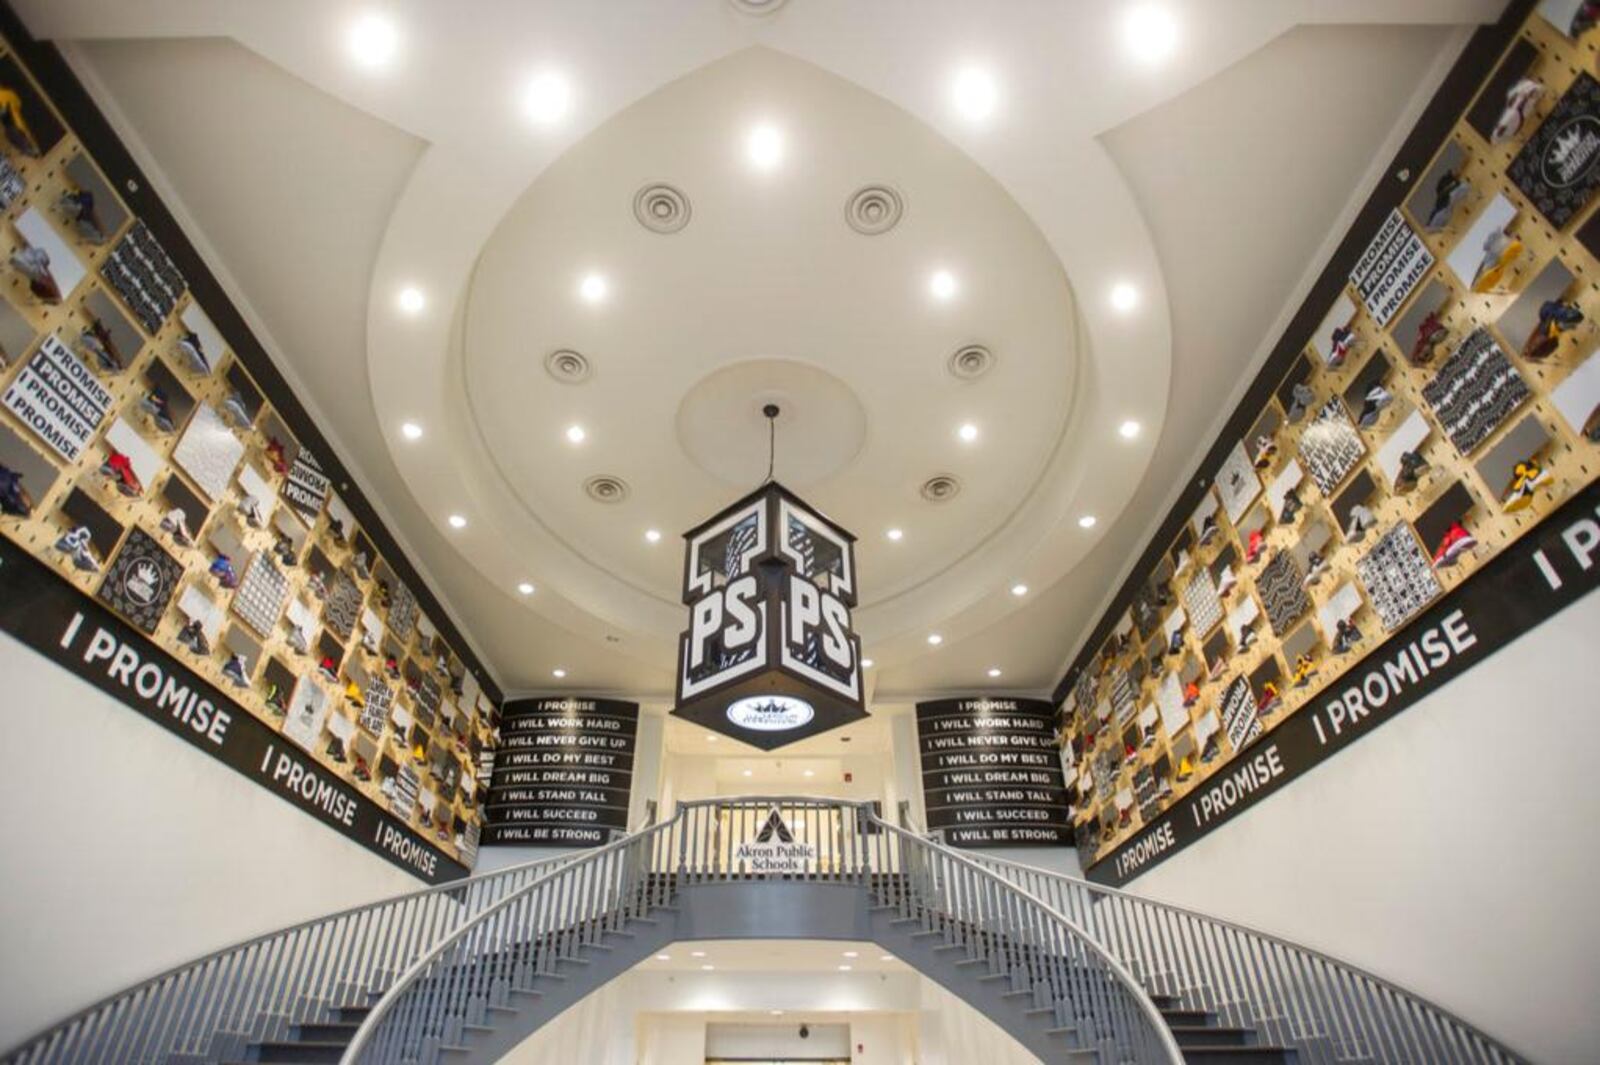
[687,573,760,671]
[786,573,853,670]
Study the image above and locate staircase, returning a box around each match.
[0,798,1524,1065]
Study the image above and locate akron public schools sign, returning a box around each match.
[672,481,866,749]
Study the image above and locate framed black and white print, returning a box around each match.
[1421,328,1531,456]
[1298,398,1366,497]
[1356,523,1443,632]
[97,527,182,634]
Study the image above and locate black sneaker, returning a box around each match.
[1166,628,1184,656]
[1200,735,1222,764]
[1278,488,1302,525]
[1238,620,1259,650]
[1396,449,1429,493]
[1198,514,1219,545]
[1358,384,1393,428]
[179,619,210,656]
[326,737,347,764]
[1333,618,1363,655]
[1286,383,1315,424]
[222,654,249,688]
[1302,551,1328,587]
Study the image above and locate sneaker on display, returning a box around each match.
[1333,617,1363,655]
[317,657,339,683]
[1246,528,1265,564]
[287,625,310,655]
[236,495,265,529]
[265,438,289,476]
[1433,521,1478,567]
[308,572,327,600]
[0,463,33,517]
[1471,228,1523,293]
[221,654,249,688]
[1491,76,1543,144]
[263,683,287,716]
[1198,514,1220,545]
[1253,435,1278,470]
[1176,756,1195,783]
[1286,383,1315,424]
[1278,488,1302,525]
[1503,458,1548,513]
[1216,567,1238,599]
[10,245,61,303]
[326,737,347,764]
[179,618,210,656]
[209,553,239,589]
[1523,300,1584,361]
[140,388,177,433]
[1123,744,1138,767]
[384,654,400,679]
[100,449,143,497]
[1424,169,1471,231]
[1302,550,1328,587]
[1166,628,1184,656]
[176,330,211,376]
[353,755,372,782]
[1328,325,1357,368]
[361,629,380,655]
[1410,311,1448,365]
[352,551,372,581]
[1357,384,1393,428]
[1182,682,1200,708]
[1238,620,1259,650]
[1396,449,1430,492]
[344,680,364,708]
[77,328,120,373]
[1200,735,1222,764]
[1346,504,1376,542]
[1291,653,1318,689]
[1140,722,1158,748]
[54,526,99,572]
[222,392,252,428]
[1257,682,1281,714]
[159,507,194,546]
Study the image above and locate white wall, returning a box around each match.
[498,980,634,1064]
[1129,592,1600,1064]
[0,637,420,1051]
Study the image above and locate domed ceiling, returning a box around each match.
[28,0,1486,699]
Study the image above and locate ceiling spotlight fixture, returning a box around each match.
[1010,583,1028,597]
[400,421,423,441]
[958,422,979,443]
[861,658,874,669]
[522,70,572,125]
[1123,3,1180,66]
[842,951,858,958]
[706,734,718,742]
[552,668,567,679]
[396,286,425,314]
[838,964,853,972]
[347,12,400,70]
[1119,419,1142,439]
[1078,514,1098,529]
[701,964,715,971]
[770,1009,785,1016]
[517,582,535,596]
[691,951,706,958]
[987,667,1002,678]
[742,769,753,777]
[803,769,815,777]
[746,122,784,169]
[565,424,587,444]
[951,66,998,121]
[929,269,958,301]
[656,954,671,961]
[1110,281,1140,313]
[447,514,467,529]
[578,273,608,304]
[927,633,943,646]
[886,528,904,542]
[645,528,662,544]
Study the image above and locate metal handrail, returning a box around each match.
[0,848,579,1064]
[344,796,1183,1064]
[965,850,1528,1064]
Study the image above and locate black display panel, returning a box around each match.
[483,696,638,848]
[916,697,1071,847]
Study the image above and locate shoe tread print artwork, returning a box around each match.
[322,570,363,641]
[1298,398,1366,497]
[1420,328,1531,456]
[1257,549,1311,638]
[232,550,288,639]
[1356,523,1443,632]
[1181,566,1224,637]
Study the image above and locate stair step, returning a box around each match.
[246,1041,348,1064]
[509,986,545,998]
[930,943,963,953]
[953,958,987,968]
[1162,1009,1214,1027]
[329,1005,372,1023]
[1001,990,1033,999]
[1170,1026,1256,1048]
[485,1004,518,1015]
[287,1022,358,1042]
[1178,1049,1294,1065]
[909,930,943,939]
[1023,1007,1055,1017]
[976,973,1009,983]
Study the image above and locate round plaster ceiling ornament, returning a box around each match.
[920,474,962,503]
[545,348,592,384]
[947,344,995,381]
[845,184,904,235]
[583,475,631,504]
[632,183,691,234]
[727,0,789,15]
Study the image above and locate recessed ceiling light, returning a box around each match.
[842,950,858,958]
[838,964,853,971]
[746,123,784,169]
[522,71,572,125]
[645,528,662,543]
[1011,583,1028,597]
[770,1010,784,1016]
[1078,515,1098,529]
[927,633,943,646]
[396,286,425,314]
[880,955,894,961]
[552,668,566,679]
[886,528,904,542]
[691,950,706,958]
[987,667,1002,678]
[958,422,979,443]
[803,769,815,777]
[656,954,671,961]
[578,274,608,304]
[701,964,715,971]
[565,424,587,444]
[347,12,400,70]
[1119,419,1142,439]
[517,582,535,596]
[1123,4,1180,66]
[929,270,958,301]
[1110,281,1140,313]
[400,421,423,441]
[951,66,998,121]
[447,514,467,529]
[742,769,753,777]
[861,658,874,669]
[706,734,718,742]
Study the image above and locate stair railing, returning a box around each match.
[341,808,683,1063]
[859,806,1184,1064]
[965,852,1527,1064]
[0,850,578,1065]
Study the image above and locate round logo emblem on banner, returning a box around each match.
[727,695,815,731]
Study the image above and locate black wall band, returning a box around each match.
[0,535,467,883]
[1090,475,1600,886]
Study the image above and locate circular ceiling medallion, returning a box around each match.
[947,344,995,381]
[920,474,962,503]
[727,0,788,15]
[633,183,691,234]
[545,348,592,384]
[845,184,904,235]
[583,475,631,504]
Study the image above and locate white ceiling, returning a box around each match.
[22,1,1494,700]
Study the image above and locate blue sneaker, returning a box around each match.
[209,553,238,588]
[54,526,99,572]
[221,653,249,688]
